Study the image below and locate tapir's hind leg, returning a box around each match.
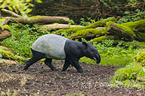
[24,49,45,70]
[44,58,56,71]
[62,58,70,71]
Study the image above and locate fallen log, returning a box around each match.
[4,16,70,24]
[107,19,145,41]
[53,17,116,38]
[107,22,136,41]
[122,19,145,41]
[70,28,108,39]
[86,17,117,28]
[40,24,83,30]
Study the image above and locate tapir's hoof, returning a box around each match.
[23,67,28,71]
[52,68,59,71]
[78,69,83,73]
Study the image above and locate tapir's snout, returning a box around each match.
[93,54,101,64]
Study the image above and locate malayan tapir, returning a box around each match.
[24,34,101,73]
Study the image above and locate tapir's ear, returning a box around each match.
[82,41,88,47]
[90,40,93,45]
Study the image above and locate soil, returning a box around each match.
[0,61,145,96]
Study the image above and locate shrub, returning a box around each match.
[117,10,145,24]
[110,52,145,89]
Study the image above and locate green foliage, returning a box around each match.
[110,62,145,89]
[1,24,49,57]
[117,10,145,24]
[0,0,42,17]
[0,49,25,62]
[0,18,10,30]
[87,17,116,28]
[68,19,75,25]
[110,50,145,89]
[79,18,95,26]
[134,52,145,65]
[80,18,91,26]
[101,39,116,47]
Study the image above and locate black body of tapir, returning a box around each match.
[24,34,101,73]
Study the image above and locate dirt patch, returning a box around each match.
[0,61,144,96]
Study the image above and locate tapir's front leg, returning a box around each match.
[71,60,83,73]
[62,58,70,71]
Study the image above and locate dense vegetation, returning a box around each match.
[0,0,145,95]
[1,22,145,91]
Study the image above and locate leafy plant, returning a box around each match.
[80,18,91,26]
[80,18,95,26]
[117,10,145,24]
[101,39,116,47]
[110,50,145,89]
[110,62,145,89]
[0,0,42,17]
